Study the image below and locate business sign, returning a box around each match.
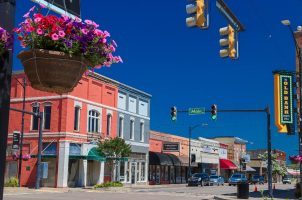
[201,145,219,154]
[32,0,81,18]
[12,131,20,150]
[280,75,293,123]
[274,71,294,133]
[162,142,179,152]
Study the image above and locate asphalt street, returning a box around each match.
[3,183,296,200]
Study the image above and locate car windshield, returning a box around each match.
[192,174,202,178]
[253,175,260,179]
[210,176,218,179]
[231,174,242,179]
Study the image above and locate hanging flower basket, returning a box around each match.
[18,49,87,93]
[289,155,302,164]
[15,6,122,94]
[0,26,12,56]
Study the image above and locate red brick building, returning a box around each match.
[6,71,118,187]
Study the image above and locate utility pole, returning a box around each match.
[188,126,192,177]
[17,77,26,187]
[35,112,43,189]
[266,106,273,198]
[0,0,16,199]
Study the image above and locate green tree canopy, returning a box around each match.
[258,152,287,177]
[97,137,132,159]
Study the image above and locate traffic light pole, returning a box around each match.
[176,106,273,197]
[0,1,16,199]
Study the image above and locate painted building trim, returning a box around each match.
[11,95,150,120]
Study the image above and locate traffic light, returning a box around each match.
[171,106,177,121]
[186,0,208,29]
[210,104,217,120]
[219,25,237,59]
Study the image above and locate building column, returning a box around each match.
[79,160,87,187]
[97,161,105,184]
[124,161,128,183]
[57,141,70,187]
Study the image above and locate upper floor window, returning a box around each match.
[31,104,39,131]
[88,110,100,133]
[74,106,81,131]
[130,120,134,140]
[118,116,124,138]
[140,122,144,142]
[43,105,52,130]
[129,96,137,113]
[106,114,112,136]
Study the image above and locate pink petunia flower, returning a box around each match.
[36,28,43,35]
[117,56,123,63]
[102,38,107,43]
[75,17,82,23]
[109,45,116,52]
[92,21,99,28]
[58,30,66,38]
[34,17,42,23]
[84,20,93,25]
[94,29,103,36]
[81,29,88,35]
[103,31,110,38]
[51,33,59,41]
[61,14,70,21]
[94,65,102,69]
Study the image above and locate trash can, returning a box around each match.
[237,182,249,199]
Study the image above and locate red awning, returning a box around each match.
[220,159,237,170]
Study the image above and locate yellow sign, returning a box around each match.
[274,72,294,133]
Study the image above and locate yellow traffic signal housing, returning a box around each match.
[228,25,236,58]
[196,0,206,27]
[219,25,237,59]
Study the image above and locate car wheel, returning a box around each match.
[229,184,231,186]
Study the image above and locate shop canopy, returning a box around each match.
[243,165,256,172]
[149,152,174,166]
[220,159,237,170]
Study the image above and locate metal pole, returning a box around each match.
[266,106,273,198]
[188,126,192,177]
[35,112,43,189]
[18,77,26,187]
[298,46,302,199]
[0,1,16,199]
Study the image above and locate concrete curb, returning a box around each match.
[214,195,237,200]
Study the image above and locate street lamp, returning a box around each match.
[281,19,302,198]
[188,123,208,177]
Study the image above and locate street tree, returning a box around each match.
[97,137,132,181]
[258,152,287,182]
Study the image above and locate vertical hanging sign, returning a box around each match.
[280,74,293,124]
[273,71,294,134]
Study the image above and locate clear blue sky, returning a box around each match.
[12,0,301,159]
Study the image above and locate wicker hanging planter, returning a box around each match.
[18,49,88,94]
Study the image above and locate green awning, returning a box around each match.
[31,154,56,158]
[87,147,106,161]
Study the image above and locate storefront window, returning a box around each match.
[141,162,145,181]
[165,166,169,181]
[170,166,175,184]
[161,166,165,182]
[136,163,139,182]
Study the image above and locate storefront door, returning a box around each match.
[131,162,136,184]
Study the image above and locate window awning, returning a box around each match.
[243,165,256,172]
[220,159,237,170]
[167,154,181,166]
[86,147,106,161]
[149,152,174,166]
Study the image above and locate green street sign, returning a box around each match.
[188,107,205,115]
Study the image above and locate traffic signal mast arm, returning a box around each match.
[175,108,267,113]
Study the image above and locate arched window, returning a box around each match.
[88,110,100,133]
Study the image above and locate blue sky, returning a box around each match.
[12,0,301,159]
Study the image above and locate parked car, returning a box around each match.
[251,175,265,185]
[282,176,291,184]
[209,175,225,186]
[228,173,248,186]
[188,173,210,186]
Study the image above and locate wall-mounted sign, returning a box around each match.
[202,145,219,154]
[162,142,179,152]
[274,71,294,134]
[12,131,20,150]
